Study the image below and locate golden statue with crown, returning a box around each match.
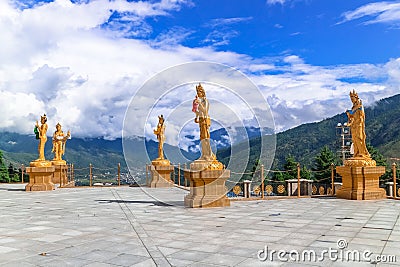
[51,123,71,165]
[147,114,174,187]
[336,90,386,200]
[345,90,375,166]
[184,83,230,208]
[26,114,55,191]
[190,83,223,170]
[31,114,51,167]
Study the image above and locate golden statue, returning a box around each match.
[52,123,71,164]
[192,83,223,170]
[345,90,375,166]
[153,115,165,160]
[35,114,48,161]
[31,114,52,167]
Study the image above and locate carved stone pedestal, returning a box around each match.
[52,162,68,186]
[184,167,230,208]
[148,161,174,188]
[26,166,55,191]
[336,165,386,200]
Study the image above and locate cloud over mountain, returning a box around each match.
[0,0,399,150]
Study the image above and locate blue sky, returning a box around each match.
[1,0,400,146]
[138,0,400,66]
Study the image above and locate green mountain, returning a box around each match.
[2,94,400,181]
[219,93,400,172]
[0,132,197,183]
[0,132,123,169]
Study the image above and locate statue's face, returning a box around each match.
[41,117,46,124]
[196,89,205,97]
[350,95,358,104]
[56,125,61,131]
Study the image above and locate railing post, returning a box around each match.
[68,164,71,183]
[89,163,92,187]
[184,163,188,187]
[118,163,121,186]
[21,164,25,184]
[331,163,335,196]
[60,165,63,187]
[172,164,175,184]
[261,164,264,199]
[72,164,74,182]
[393,163,397,198]
[178,163,181,186]
[145,164,148,186]
[297,163,301,197]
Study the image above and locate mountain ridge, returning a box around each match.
[1,94,400,175]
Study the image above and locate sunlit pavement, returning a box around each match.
[1,184,400,267]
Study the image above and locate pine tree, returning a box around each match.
[366,143,387,167]
[282,154,298,180]
[366,144,390,182]
[0,150,10,183]
[313,146,337,182]
[301,166,312,180]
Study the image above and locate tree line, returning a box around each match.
[244,144,398,183]
[0,150,27,183]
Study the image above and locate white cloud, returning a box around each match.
[151,26,194,47]
[202,17,252,47]
[340,1,400,26]
[203,29,239,46]
[205,17,253,28]
[267,0,286,5]
[251,57,400,131]
[0,0,399,146]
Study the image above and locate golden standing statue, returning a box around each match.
[52,123,71,163]
[345,90,375,166]
[192,84,223,170]
[31,114,52,167]
[194,84,214,160]
[35,114,48,161]
[153,115,165,160]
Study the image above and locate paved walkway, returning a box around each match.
[0,184,400,266]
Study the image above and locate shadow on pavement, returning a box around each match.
[96,199,184,207]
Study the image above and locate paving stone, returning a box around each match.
[200,253,247,266]
[1,184,400,266]
[104,253,149,266]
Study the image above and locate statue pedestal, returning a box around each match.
[25,165,55,191]
[51,161,68,186]
[336,165,386,200]
[184,167,230,208]
[148,160,174,188]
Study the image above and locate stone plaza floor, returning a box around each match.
[0,184,400,267]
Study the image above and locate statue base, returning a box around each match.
[344,157,376,167]
[336,165,386,200]
[151,159,170,166]
[51,159,66,165]
[148,161,174,188]
[51,161,68,185]
[184,166,230,208]
[190,159,224,171]
[30,160,52,167]
[25,166,55,191]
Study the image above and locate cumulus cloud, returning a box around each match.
[252,56,399,131]
[0,0,400,147]
[339,1,400,26]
